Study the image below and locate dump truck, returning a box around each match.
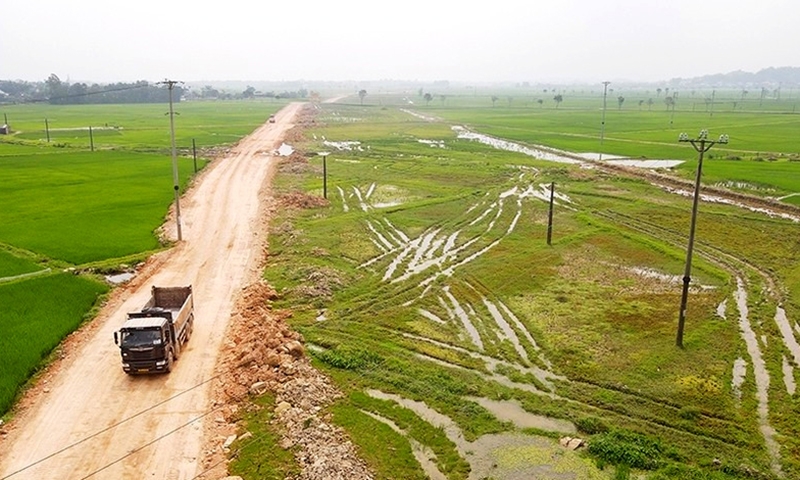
[114,285,194,374]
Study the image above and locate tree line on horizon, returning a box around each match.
[0,74,185,105]
[0,75,313,105]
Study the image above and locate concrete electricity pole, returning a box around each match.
[675,129,729,348]
[160,79,183,241]
[599,81,611,162]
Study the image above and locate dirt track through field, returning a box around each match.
[0,103,302,480]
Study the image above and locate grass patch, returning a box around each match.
[258,101,795,478]
[0,273,108,415]
[0,248,43,278]
[227,393,301,480]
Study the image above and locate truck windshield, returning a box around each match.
[121,329,162,347]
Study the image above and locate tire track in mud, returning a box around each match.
[357,193,787,470]
[594,208,788,475]
[331,113,794,476]
[330,176,568,400]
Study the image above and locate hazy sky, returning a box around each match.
[2,0,798,84]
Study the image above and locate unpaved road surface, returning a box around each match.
[0,103,302,480]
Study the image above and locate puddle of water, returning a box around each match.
[606,159,684,169]
[496,309,531,348]
[418,308,446,325]
[734,279,782,473]
[427,357,549,395]
[438,296,456,321]
[627,266,716,290]
[367,220,396,251]
[782,356,796,396]
[774,306,800,365]
[384,240,417,281]
[322,140,363,151]
[418,139,446,148]
[361,410,447,480]
[336,186,349,212]
[105,272,134,284]
[367,390,604,480]
[443,286,484,350]
[467,397,576,434]
[352,186,369,212]
[404,332,562,391]
[368,389,469,451]
[576,153,627,161]
[417,238,501,289]
[373,184,531,288]
[452,126,583,165]
[383,219,409,244]
[662,186,800,223]
[482,297,529,362]
[732,357,746,400]
[717,299,728,319]
[630,266,682,284]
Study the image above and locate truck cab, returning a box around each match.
[115,317,175,374]
[114,285,194,375]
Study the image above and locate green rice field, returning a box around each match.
[0,100,280,417]
[231,99,800,479]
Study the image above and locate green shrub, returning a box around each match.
[575,416,610,434]
[314,346,383,371]
[587,429,663,470]
[613,464,630,480]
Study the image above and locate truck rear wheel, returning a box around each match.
[186,315,194,341]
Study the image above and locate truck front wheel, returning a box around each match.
[165,350,174,373]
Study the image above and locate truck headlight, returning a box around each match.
[155,360,166,366]
[122,363,130,368]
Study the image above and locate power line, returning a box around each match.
[0,373,222,480]
[78,394,234,480]
[8,84,152,105]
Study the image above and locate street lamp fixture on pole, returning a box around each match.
[675,129,729,348]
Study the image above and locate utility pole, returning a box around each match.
[160,79,183,241]
[192,138,197,173]
[599,81,610,162]
[318,152,330,198]
[675,130,729,348]
[546,182,555,245]
[45,118,50,142]
[89,126,94,152]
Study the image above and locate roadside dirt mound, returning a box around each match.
[280,191,330,210]
[203,281,372,480]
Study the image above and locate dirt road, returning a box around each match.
[0,103,302,480]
